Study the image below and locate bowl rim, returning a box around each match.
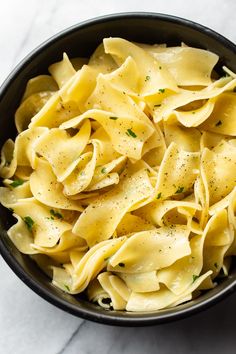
[0,11,236,326]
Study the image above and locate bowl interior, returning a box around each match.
[0,13,236,326]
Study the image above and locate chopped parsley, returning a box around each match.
[109,116,118,120]
[159,66,162,70]
[126,128,137,138]
[157,192,162,199]
[64,284,70,291]
[101,167,106,174]
[104,257,110,261]
[159,88,165,93]
[175,186,184,194]
[118,262,125,267]
[192,111,196,114]
[154,104,161,107]
[215,120,222,127]
[192,274,199,283]
[23,216,34,232]
[10,179,25,188]
[145,75,150,81]
[50,209,63,219]
[214,262,218,269]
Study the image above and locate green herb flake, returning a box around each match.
[109,116,118,120]
[145,75,150,81]
[101,167,106,174]
[175,186,184,194]
[23,216,34,232]
[104,257,110,262]
[192,111,196,114]
[159,66,162,70]
[159,88,165,93]
[10,179,25,188]
[9,208,14,213]
[157,192,162,199]
[126,128,137,138]
[215,120,222,127]
[118,262,125,267]
[50,209,63,219]
[214,262,218,269]
[192,274,199,283]
[154,104,161,107]
[64,284,70,291]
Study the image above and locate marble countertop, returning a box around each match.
[0,1,236,353]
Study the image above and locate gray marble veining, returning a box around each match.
[0,1,235,353]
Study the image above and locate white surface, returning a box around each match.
[0,1,236,353]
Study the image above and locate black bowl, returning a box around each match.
[0,12,236,326]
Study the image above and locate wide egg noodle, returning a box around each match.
[164,123,201,152]
[0,127,48,179]
[118,271,160,293]
[97,272,129,310]
[107,226,191,273]
[200,92,236,135]
[62,139,100,196]
[157,234,208,295]
[135,199,201,229]
[116,213,155,236]
[154,77,236,123]
[22,75,58,101]
[72,165,154,246]
[15,92,55,132]
[61,108,154,160]
[201,142,236,206]
[35,120,91,181]
[48,53,76,88]
[103,56,140,96]
[30,158,83,211]
[88,42,118,74]
[87,279,111,309]
[0,139,17,179]
[4,197,72,248]
[67,237,126,292]
[126,271,212,311]
[154,142,200,199]
[103,38,178,96]
[32,229,87,255]
[7,214,37,254]
[15,127,48,169]
[0,180,32,204]
[90,127,121,164]
[84,74,155,128]
[138,44,219,86]
[172,99,215,128]
[87,156,126,189]
[202,209,233,279]
[29,91,80,128]
[60,65,99,111]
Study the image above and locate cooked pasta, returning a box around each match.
[0,38,236,312]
